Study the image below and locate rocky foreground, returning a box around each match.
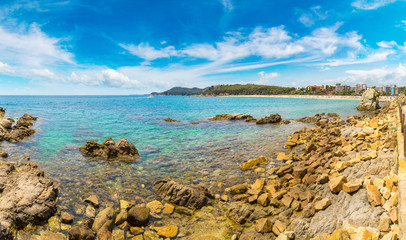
[0,97,403,239]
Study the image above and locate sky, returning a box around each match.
[0,0,406,95]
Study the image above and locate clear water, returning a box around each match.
[0,95,359,210]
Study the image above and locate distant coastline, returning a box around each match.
[217,94,394,102]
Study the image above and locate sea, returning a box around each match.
[0,95,359,211]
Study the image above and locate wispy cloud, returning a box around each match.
[31,68,58,80]
[220,0,233,12]
[351,0,397,10]
[298,6,328,27]
[0,23,73,68]
[256,71,280,84]
[119,43,179,61]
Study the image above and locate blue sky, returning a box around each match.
[0,0,406,94]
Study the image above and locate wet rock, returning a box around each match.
[208,113,254,121]
[84,194,99,208]
[0,107,4,117]
[92,207,117,233]
[119,199,133,211]
[147,200,164,213]
[162,203,174,214]
[85,205,96,218]
[357,86,380,111]
[255,218,272,233]
[163,118,181,123]
[257,193,270,206]
[68,224,95,240]
[115,210,127,226]
[127,207,149,226]
[153,225,178,238]
[240,159,260,170]
[0,162,58,239]
[97,227,113,240]
[0,152,8,158]
[61,212,74,224]
[79,138,139,161]
[296,114,321,123]
[0,113,38,142]
[256,113,282,124]
[153,178,214,209]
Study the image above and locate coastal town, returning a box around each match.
[303,84,405,96]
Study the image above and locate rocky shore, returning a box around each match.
[0,95,402,239]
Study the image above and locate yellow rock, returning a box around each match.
[258,155,268,163]
[327,229,351,240]
[131,235,143,240]
[254,167,265,173]
[162,203,174,214]
[129,226,144,235]
[390,192,399,207]
[240,159,260,170]
[343,180,362,193]
[367,185,382,207]
[276,152,288,161]
[252,178,266,190]
[369,150,377,159]
[120,200,134,211]
[329,176,347,194]
[373,178,385,190]
[147,200,164,213]
[153,225,178,238]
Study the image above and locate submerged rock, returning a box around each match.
[163,118,181,123]
[68,224,95,240]
[153,178,214,209]
[79,137,139,161]
[357,86,380,111]
[0,162,58,239]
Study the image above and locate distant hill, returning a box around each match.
[203,84,296,96]
[151,87,205,96]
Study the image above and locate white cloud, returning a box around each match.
[322,49,394,66]
[256,71,280,84]
[0,23,73,67]
[220,0,233,12]
[101,69,142,88]
[0,62,15,74]
[336,64,406,86]
[119,43,179,61]
[298,6,328,27]
[351,0,397,10]
[31,68,58,80]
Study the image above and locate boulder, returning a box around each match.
[92,207,116,233]
[256,113,282,124]
[68,224,95,240]
[79,138,139,161]
[0,162,58,239]
[357,87,380,111]
[127,207,149,226]
[153,179,214,209]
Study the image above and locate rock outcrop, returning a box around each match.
[208,113,254,121]
[0,162,58,239]
[153,179,214,209]
[256,113,282,124]
[357,86,380,111]
[0,113,38,142]
[0,107,5,117]
[79,137,139,161]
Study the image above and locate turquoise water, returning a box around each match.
[0,95,359,209]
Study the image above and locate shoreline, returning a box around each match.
[218,94,394,102]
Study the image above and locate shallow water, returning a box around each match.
[0,95,359,210]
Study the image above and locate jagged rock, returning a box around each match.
[256,113,282,124]
[84,195,100,208]
[61,212,74,224]
[357,87,380,111]
[255,218,272,233]
[329,176,347,194]
[272,220,286,236]
[0,162,58,239]
[79,138,139,161]
[153,179,214,209]
[0,107,5,117]
[314,198,331,211]
[0,152,8,158]
[208,113,254,121]
[296,114,322,123]
[68,224,95,240]
[366,184,382,206]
